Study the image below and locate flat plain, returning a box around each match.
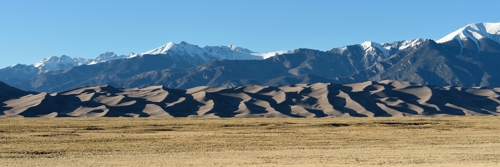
[1,117,500,166]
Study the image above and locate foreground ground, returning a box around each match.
[1,117,500,166]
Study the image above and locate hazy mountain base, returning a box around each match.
[1,117,500,167]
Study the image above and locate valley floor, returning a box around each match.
[1,117,500,166]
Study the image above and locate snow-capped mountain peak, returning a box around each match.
[227,44,253,53]
[95,51,118,60]
[140,41,280,61]
[357,38,425,57]
[360,41,390,57]
[142,41,201,55]
[26,51,131,73]
[436,22,500,52]
[34,55,71,67]
[327,38,425,69]
[395,38,425,50]
[89,51,127,65]
[33,55,89,72]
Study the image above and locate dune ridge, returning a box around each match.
[1,80,500,118]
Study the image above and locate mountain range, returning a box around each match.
[2,22,500,93]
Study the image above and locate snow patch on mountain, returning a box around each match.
[26,51,129,74]
[251,50,291,59]
[436,22,500,53]
[139,41,289,60]
[357,38,424,58]
[34,55,89,73]
[394,38,425,50]
[88,52,128,65]
[141,42,176,55]
[360,41,390,57]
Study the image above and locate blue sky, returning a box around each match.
[1,0,500,68]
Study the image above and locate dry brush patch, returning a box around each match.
[0,117,500,166]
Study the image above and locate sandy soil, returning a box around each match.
[1,117,500,166]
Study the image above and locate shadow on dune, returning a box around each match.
[325,85,371,117]
[16,94,82,117]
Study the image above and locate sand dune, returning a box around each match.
[2,80,500,117]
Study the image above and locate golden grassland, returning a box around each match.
[1,117,500,166]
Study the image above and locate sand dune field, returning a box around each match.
[2,80,500,117]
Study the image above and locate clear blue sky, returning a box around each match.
[1,0,499,68]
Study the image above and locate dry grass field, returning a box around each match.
[1,117,500,166]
